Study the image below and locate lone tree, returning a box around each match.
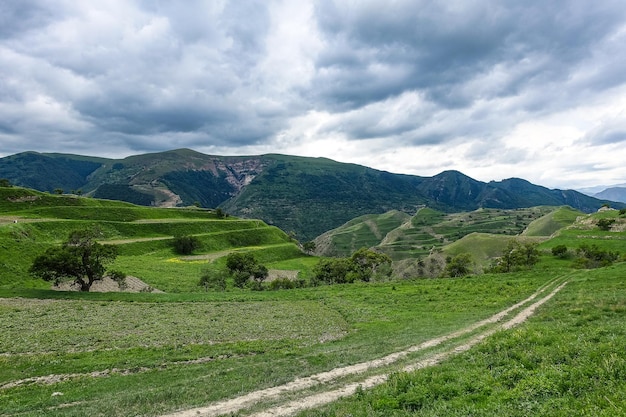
[225,252,268,289]
[172,235,201,255]
[490,240,540,273]
[445,253,474,277]
[30,229,120,291]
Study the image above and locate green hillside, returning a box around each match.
[522,205,583,236]
[0,187,308,292]
[318,206,558,260]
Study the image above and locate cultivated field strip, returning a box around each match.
[162,277,568,417]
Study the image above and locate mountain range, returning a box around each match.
[1,149,622,241]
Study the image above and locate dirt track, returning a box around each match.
[163,280,568,417]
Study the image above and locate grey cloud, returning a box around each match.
[311,1,626,111]
[0,1,55,39]
[583,118,626,146]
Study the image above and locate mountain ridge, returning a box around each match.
[1,148,622,240]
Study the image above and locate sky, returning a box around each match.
[1,1,625,190]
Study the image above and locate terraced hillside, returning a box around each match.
[0,187,309,292]
[315,206,563,260]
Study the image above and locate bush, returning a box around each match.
[269,278,295,290]
[597,218,615,231]
[225,252,268,289]
[199,268,228,291]
[172,235,201,255]
[444,253,474,277]
[489,240,539,273]
[573,243,619,269]
[551,245,568,259]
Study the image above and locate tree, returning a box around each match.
[250,263,269,290]
[225,252,268,289]
[30,230,119,291]
[597,218,615,231]
[215,208,227,219]
[551,244,568,259]
[54,188,64,195]
[520,242,540,267]
[312,257,353,285]
[445,253,474,277]
[302,241,316,254]
[172,235,201,255]
[490,240,539,273]
[0,178,12,187]
[350,248,392,281]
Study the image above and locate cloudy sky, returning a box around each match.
[1,1,625,190]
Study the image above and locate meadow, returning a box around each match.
[1,186,625,416]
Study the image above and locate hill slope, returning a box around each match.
[316,206,571,259]
[0,187,305,291]
[1,149,622,240]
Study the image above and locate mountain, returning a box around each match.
[1,149,622,240]
[593,187,626,203]
[578,182,626,196]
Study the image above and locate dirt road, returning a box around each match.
[163,279,568,417]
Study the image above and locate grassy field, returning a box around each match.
[1,186,625,416]
[1,272,555,416]
[296,264,626,417]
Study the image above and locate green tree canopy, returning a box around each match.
[445,253,474,277]
[172,235,201,255]
[30,229,119,291]
[225,252,268,289]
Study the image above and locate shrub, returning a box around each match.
[269,278,295,290]
[551,245,568,259]
[199,268,228,291]
[597,218,615,231]
[444,253,474,277]
[225,252,268,289]
[172,235,201,255]
[573,243,619,269]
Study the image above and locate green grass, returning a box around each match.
[298,263,626,416]
[523,206,583,236]
[0,187,305,289]
[0,273,552,416]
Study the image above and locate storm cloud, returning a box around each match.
[1,0,625,189]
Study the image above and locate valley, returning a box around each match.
[0,184,625,416]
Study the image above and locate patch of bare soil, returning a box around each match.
[52,276,163,293]
[162,280,567,417]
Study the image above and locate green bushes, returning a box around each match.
[225,252,269,290]
[488,240,540,273]
[596,218,615,231]
[172,235,201,255]
[551,244,569,259]
[311,248,392,285]
[573,243,620,269]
